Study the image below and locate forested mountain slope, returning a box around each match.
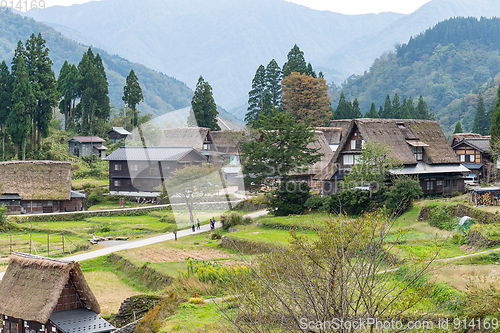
[337,17,500,134]
[0,9,193,117]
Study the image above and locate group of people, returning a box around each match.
[183,217,217,234]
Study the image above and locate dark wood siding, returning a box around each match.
[54,281,84,312]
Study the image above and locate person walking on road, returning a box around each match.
[191,221,196,232]
[197,218,201,230]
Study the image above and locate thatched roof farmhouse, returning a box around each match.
[0,253,114,333]
[0,161,84,214]
[316,119,470,196]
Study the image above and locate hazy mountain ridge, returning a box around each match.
[22,0,404,111]
[0,9,193,118]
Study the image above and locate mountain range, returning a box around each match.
[21,0,500,118]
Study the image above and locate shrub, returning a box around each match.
[84,187,105,209]
[243,216,252,225]
[179,257,250,283]
[188,297,205,304]
[303,195,325,211]
[384,176,423,214]
[0,206,8,232]
[135,293,179,333]
[268,182,311,216]
[329,189,371,216]
[427,204,456,230]
[211,228,223,240]
[220,212,243,230]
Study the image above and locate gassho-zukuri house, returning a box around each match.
[0,252,114,333]
[315,119,470,196]
[0,161,85,215]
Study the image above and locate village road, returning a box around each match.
[0,210,269,280]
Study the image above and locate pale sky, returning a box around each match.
[44,0,432,15]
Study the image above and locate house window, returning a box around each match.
[114,180,122,187]
[350,140,356,150]
[426,181,434,191]
[437,180,443,186]
[130,164,138,171]
[459,155,465,162]
[114,164,122,171]
[343,154,354,165]
[469,155,475,162]
[44,201,53,206]
[203,143,210,150]
[361,140,365,148]
[149,168,156,175]
[413,146,423,161]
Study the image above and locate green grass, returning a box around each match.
[88,201,149,210]
[227,225,318,245]
[160,301,233,333]
[72,178,109,190]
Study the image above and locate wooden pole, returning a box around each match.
[29,222,33,254]
[9,227,12,255]
[47,230,49,257]
[62,220,64,254]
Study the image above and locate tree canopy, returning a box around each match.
[188,76,220,131]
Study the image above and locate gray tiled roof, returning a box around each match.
[104,147,202,161]
[107,127,132,136]
[50,308,115,333]
[463,138,491,152]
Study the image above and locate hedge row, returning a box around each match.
[419,204,500,225]
[219,235,279,255]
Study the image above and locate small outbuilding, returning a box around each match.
[67,137,107,158]
[106,127,132,143]
[0,252,114,333]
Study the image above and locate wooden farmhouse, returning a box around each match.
[0,161,84,215]
[105,146,206,197]
[66,137,107,158]
[106,127,132,143]
[160,127,219,163]
[289,131,335,191]
[0,253,114,333]
[315,127,343,152]
[315,119,470,196]
[450,133,495,182]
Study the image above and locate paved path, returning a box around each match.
[0,210,268,280]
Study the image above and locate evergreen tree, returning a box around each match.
[265,59,282,108]
[7,56,34,160]
[453,121,463,133]
[306,63,316,78]
[489,85,500,146]
[77,48,110,136]
[0,61,12,160]
[282,44,308,77]
[391,93,401,119]
[416,95,429,120]
[281,72,331,126]
[365,102,379,118]
[57,61,80,130]
[352,99,362,118]
[472,94,488,135]
[25,33,59,151]
[400,98,412,119]
[380,94,392,118]
[407,96,416,118]
[245,65,269,128]
[190,76,220,131]
[333,91,353,120]
[122,69,144,132]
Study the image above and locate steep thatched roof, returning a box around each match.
[316,127,343,144]
[315,119,460,180]
[290,131,334,176]
[0,253,100,323]
[0,161,71,200]
[160,127,216,151]
[449,133,484,146]
[216,117,245,131]
[329,120,351,134]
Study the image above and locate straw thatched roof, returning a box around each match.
[0,161,71,200]
[316,127,343,144]
[0,253,100,323]
[216,117,245,131]
[290,131,334,176]
[315,119,460,180]
[160,127,216,151]
[329,120,352,134]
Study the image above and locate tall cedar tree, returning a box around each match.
[265,59,282,108]
[332,91,353,120]
[416,95,431,120]
[472,94,488,135]
[77,48,110,136]
[391,93,401,119]
[381,94,392,118]
[189,76,220,131]
[242,108,322,187]
[407,96,416,118]
[400,98,412,119]
[57,61,80,130]
[245,65,270,128]
[352,99,362,118]
[8,55,35,160]
[122,69,144,132]
[25,33,59,151]
[453,121,463,133]
[489,85,500,146]
[365,102,379,118]
[281,72,331,126]
[0,61,12,160]
[282,44,308,77]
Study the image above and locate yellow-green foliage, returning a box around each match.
[135,293,179,333]
[188,297,205,304]
[178,257,249,283]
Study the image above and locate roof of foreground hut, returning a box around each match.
[0,253,100,323]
